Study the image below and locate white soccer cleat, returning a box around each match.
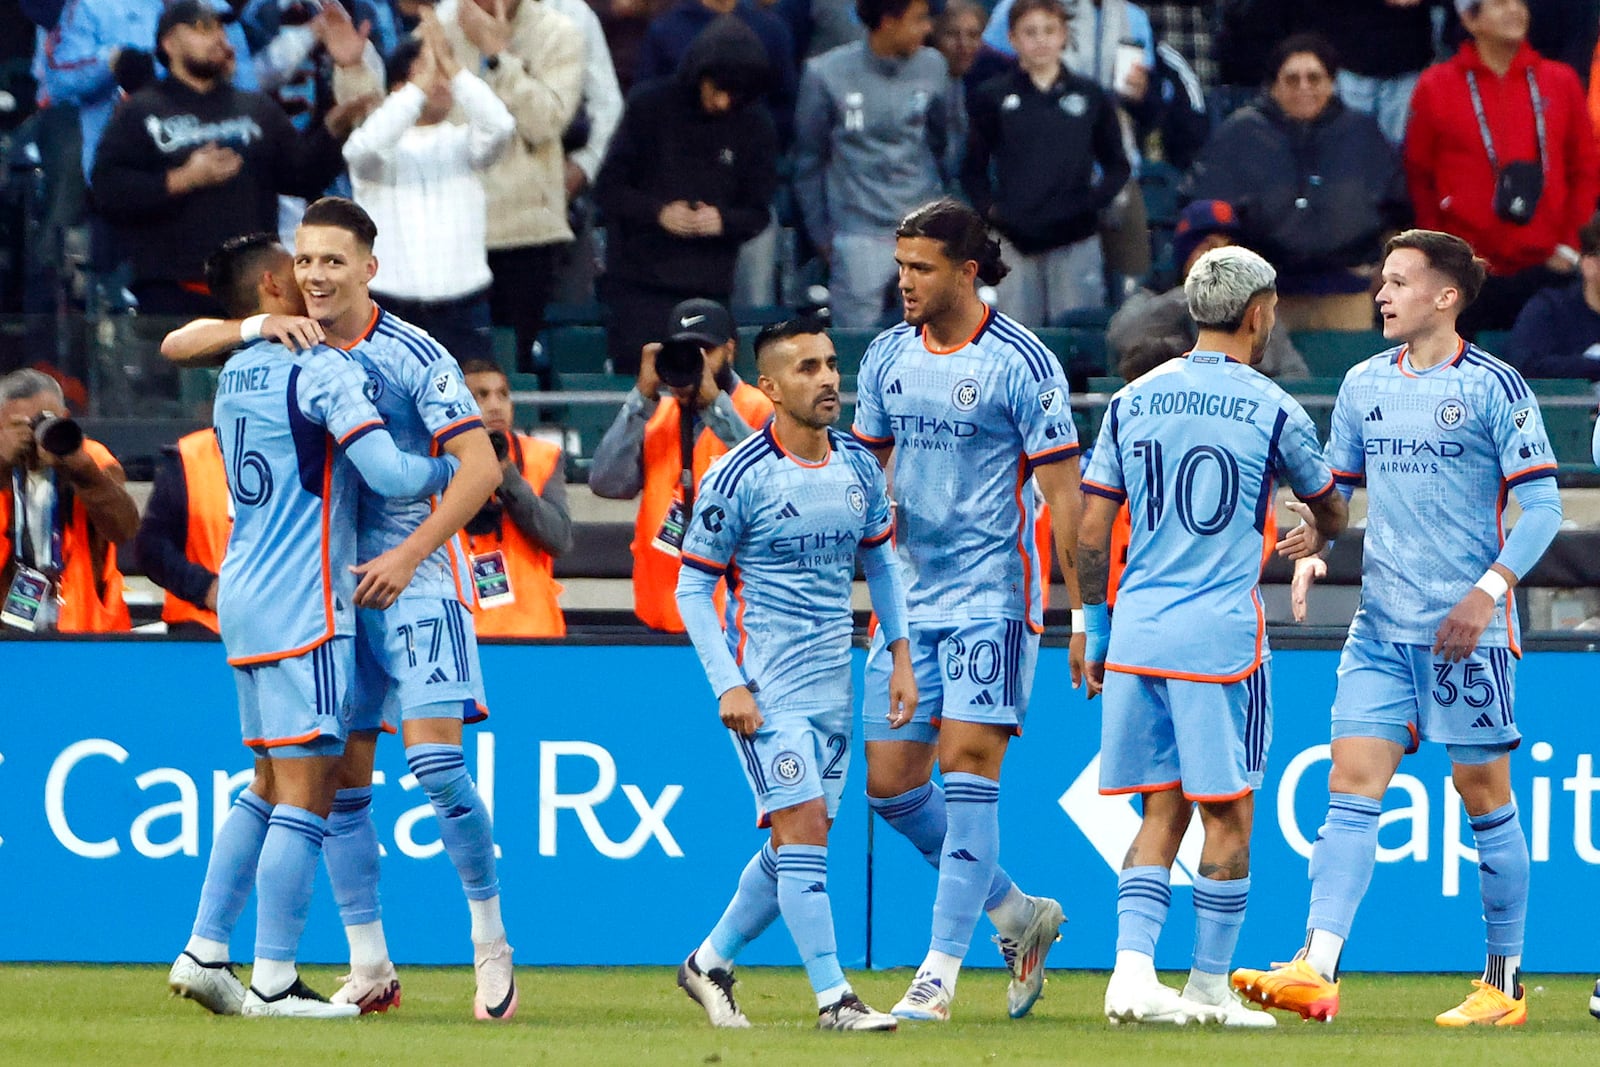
[677,954,751,1028]
[167,951,246,1015]
[1180,984,1277,1028]
[241,977,360,1018]
[891,972,954,1022]
[473,936,518,1021]
[995,895,1066,1019]
[330,963,402,1014]
[1104,970,1217,1026]
[818,993,898,1031]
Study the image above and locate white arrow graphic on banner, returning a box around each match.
[1059,753,1205,885]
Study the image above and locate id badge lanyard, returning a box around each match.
[11,467,64,578]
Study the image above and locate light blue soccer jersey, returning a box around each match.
[344,306,484,602]
[1328,342,1556,649]
[851,308,1078,628]
[680,422,894,711]
[214,340,387,664]
[1083,352,1335,680]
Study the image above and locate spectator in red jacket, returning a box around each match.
[1403,0,1599,335]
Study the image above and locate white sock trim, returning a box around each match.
[469,895,505,945]
[184,936,229,964]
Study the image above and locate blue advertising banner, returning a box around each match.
[1,641,1597,972]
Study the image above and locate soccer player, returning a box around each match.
[851,197,1082,1022]
[184,232,461,1018]
[1079,246,1347,1028]
[1233,230,1563,1027]
[675,317,915,1032]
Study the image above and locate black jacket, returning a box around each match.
[90,78,344,285]
[134,445,214,609]
[961,67,1128,255]
[594,16,779,297]
[1180,96,1409,275]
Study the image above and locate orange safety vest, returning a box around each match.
[465,432,567,638]
[162,430,231,633]
[633,383,774,632]
[0,438,131,633]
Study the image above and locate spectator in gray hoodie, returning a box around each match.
[793,0,956,328]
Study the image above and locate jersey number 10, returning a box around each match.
[1131,439,1241,536]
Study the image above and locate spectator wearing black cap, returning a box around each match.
[89,0,366,316]
[1107,199,1308,378]
[1507,212,1600,380]
[589,298,775,632]
[594,15,779,376]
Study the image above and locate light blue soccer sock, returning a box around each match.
[1471,801,1528,995]
[1304,792,1381,978]
[700,842,781,970]
[1191,874,1250,975]
[406,743,500,903]
[189,789,272,955]
[323,787,382,927]
[929,772,1001,959]
[252,805,327,986]
[1116,865,1171,957]
[869,782,1018,914]
[775,844,848,1007]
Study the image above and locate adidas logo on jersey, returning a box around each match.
[1470,712,1495,729]
[947,848,979,862]
[969,689,995,706]
[777,501,800,519]
[1365,406,1384,422]
[803,882,826,894]
[886,379,903,395]
[424,668,450,685]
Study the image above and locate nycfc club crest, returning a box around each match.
[1435,397,1467,431]
[846,484,866,515]
[773,751,804,784]
[364,373,384,402]
[952,378,981,412]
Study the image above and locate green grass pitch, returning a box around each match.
[2,966,1597,1066]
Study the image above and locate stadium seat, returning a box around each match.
[1037,326,1109,379]
[543,326,610,375]
[491,326,519,374]
[1530,379,1595,465]
[1138,161,1184,229]
[1474,329,1514,358]
[1291,330,1386,377]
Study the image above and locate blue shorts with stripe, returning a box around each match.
[347,596,487,733]
[1331,636,1518,763]
[730,701,853,827]
[861,618,1038,745]
[1098,661,1272,801]
[233,637,351,759]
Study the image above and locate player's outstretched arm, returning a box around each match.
[350,427,499,609]
[1034,456,1086,688]
[343,427,459,500]
[160,316,326,365]
[1077,493,1118,699]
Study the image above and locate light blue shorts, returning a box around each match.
[1098,663,1272,801]
[347,597,488,734]
[732,702,853,827]
[1331,636,1518,764]
[861,618,1039,745]
[233,637,351,759]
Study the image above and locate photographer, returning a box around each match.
[460,360,572,637]
[590,299,772,633]
[0,370,138,633]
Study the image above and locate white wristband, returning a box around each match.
[240,314,268,342]
[1474,570,1510,603]
[1071,608,1086,632]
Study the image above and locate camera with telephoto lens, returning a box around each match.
[30,411,83,457]
[655,339,705,391]
[487,429,510,462]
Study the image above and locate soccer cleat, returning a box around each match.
[677,953,751,1029]
[1179,984,1277,1028]
[891,972,954,1022]
[1104,969,1217,1026]
[1590,979,1600,1021]
[994,895,1066,1019]
[330,963,402,1014]
[241,976,360,1018]
[818,993,898,1031]
[1232,958,1341,1022]
[1434,980,1527,1027]
[167,951,246,1015]
[473,936,518,1021]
